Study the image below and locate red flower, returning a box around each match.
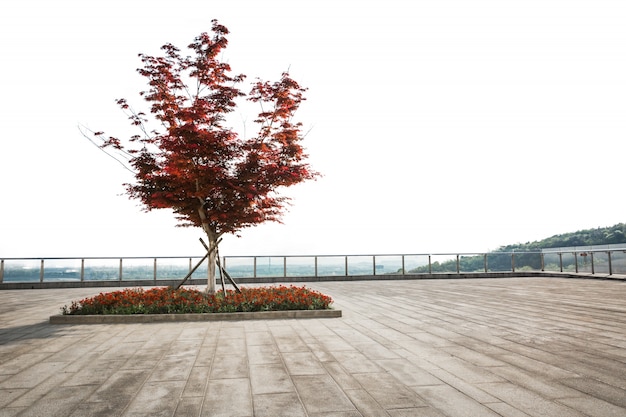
[61,285,333,315]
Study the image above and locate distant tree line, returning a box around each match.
[495,223,626,251]
[407,223,626,274]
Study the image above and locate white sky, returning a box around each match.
[1,0,625,258]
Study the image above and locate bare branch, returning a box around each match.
[78,124,136,174]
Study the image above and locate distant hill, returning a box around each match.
[406,223,626,274]
[496,223,626,252]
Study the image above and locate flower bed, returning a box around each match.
[61,285,334,315]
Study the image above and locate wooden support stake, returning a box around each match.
[174,237,221,289]
[215,245,241,293]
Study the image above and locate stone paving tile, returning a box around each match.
[252,392,307,417]
[476,381,588,417]
[0,389,28,409]
[247,343,281,365]
[124,380,186,417]
[557,395,626,417]
[271,333,310,353]
[308,412,362,417]
[0,407,25,417]
[439,344,508,367]
[321,361,362,391]
[62,364,119,386]
[426,355,506,384]
[413,384,502,417]
[343,388,390,416]
[492,352,579,380]
[374,358,443,387]
[352,340,402,360]
[182,365,210,397]
[249,363,294,395]
[426,367,500,404]
[559,377,626,409]
[6,371,74,409]
[246,330,274,346]
[313,334,357,352]
[0,353,52,376]
[387,408,448,417]
[292,374,356,414]
[194,346,215,368]
[148,353,196,382]
[122,348,166,370]
[0,361,68,389]
[483,402,533,417]
[173,396,203,417]
[327,350,384,374]
[1,278,626,416]
[83,368,151,411]
[15,385,95,417]
[352,372,427,409]
[282,351,326,375]
[210,352,249,379]
[204,378,253,417]
[488,366,583,400]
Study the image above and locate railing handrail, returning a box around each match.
[5,247,626,262]
[0,255,205,261]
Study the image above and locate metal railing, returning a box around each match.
[2,248,625,285]
[0,256,209,284]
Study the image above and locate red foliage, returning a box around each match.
[61,285,334,315]
[96,20,318,243]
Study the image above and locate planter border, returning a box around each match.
[50,308,341,324]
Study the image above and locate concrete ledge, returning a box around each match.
[5,271,625,290]
[49,308,342,324]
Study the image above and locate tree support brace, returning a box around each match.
[174,238,241,293]
[174,238,220,290]
[199,238,241,293]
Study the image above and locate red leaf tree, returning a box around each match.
[92,20,317,292]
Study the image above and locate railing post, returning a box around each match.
[345,256,348,276]
[559,252,563,272]
[512,253,515,273]
[540,253,544,271]
[315,256,318,277]
[428,255,432,274]
[40,259,44,282]
[153,258,157,282]
[574,252,579,273]
[0,259,4,283]
[283,257,287,278]
[484,254,488,273]
[608,251,613,275]
[253,257,257,278]
[590,252,595,275]
[456,255,460,274]
[80,259,85,282]
[401,255,405,275]
[373,256,377,276]
[119,258,123,281]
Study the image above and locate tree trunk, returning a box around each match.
[204,231,218,294]
[197,202,219,293]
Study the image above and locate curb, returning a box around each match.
[49,309,342,324]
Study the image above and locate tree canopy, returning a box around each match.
[89,20,318,291]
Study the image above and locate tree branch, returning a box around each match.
[78,124,136,174]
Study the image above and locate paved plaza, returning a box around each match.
[1,277,625,416]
